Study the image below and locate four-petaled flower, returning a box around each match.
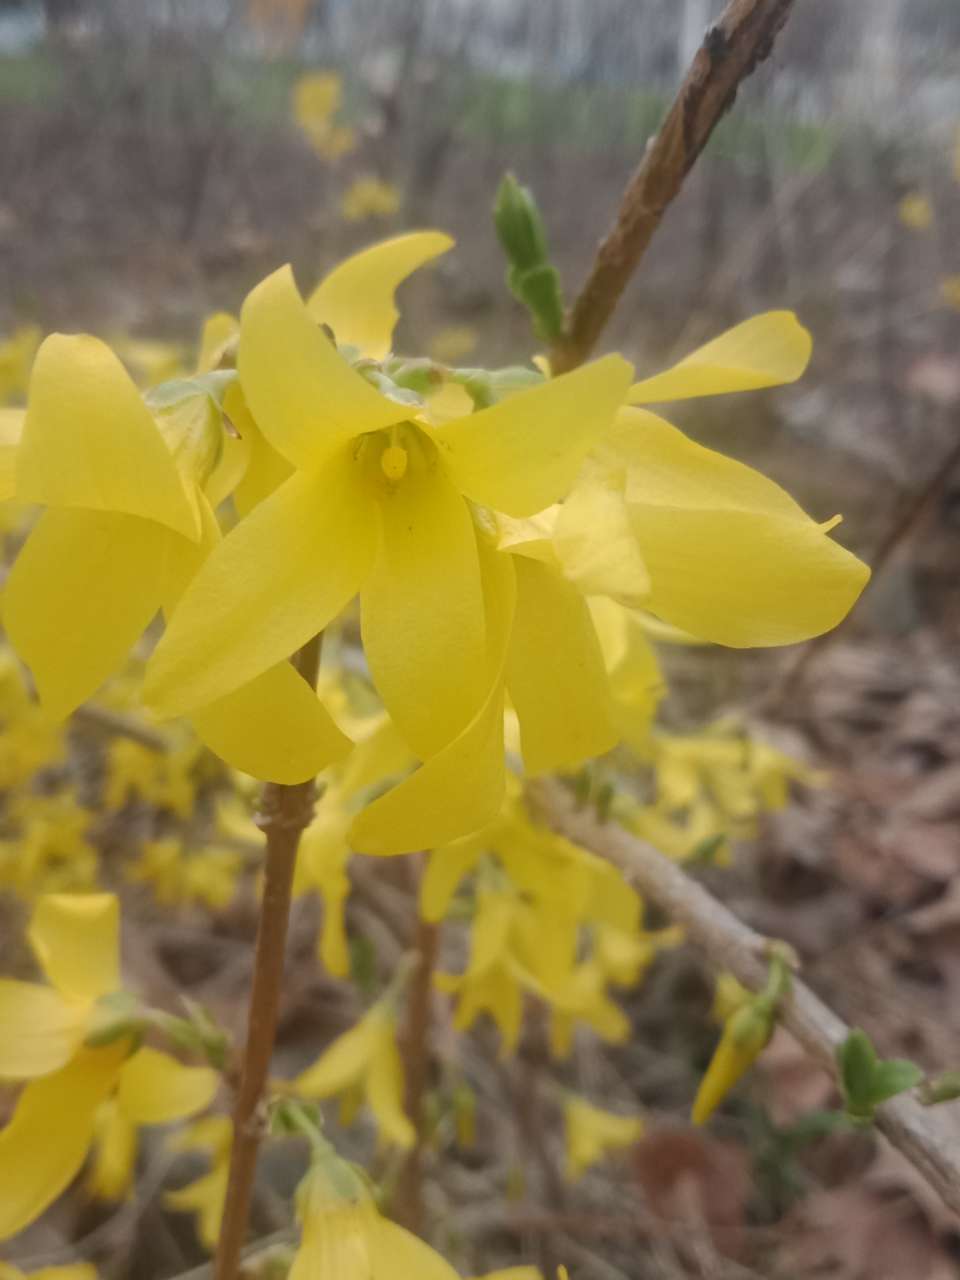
[0,894,217,1239]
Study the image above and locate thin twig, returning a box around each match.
[535,779,960,1222]
[549,0,797,374]
[392,905,440,1233]
[214,635,322,1280]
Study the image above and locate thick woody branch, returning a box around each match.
[535,780,960,1221]
[550,0,797,374]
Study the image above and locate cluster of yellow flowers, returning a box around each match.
[0,226,869,1267]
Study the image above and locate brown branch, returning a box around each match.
[392,907,440,1233]
[535,780,960,1221]
[214,635,322,1280]
[549,0,798,374]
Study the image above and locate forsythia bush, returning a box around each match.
[0,224,868,1275]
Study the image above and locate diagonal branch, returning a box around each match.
[550,0,798,374]
[535,780,960,1221]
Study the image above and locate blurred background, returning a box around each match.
[5,2,960,1278]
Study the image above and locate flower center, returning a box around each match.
[380,443,408,483]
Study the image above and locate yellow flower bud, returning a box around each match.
[692,1000,774,1126]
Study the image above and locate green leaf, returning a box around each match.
[869,1059,923,1105]
[837,1029,878,1113]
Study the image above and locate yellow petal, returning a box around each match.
[506,557,617,775]
[0,980,87,1080]
[554,473,650,606]
[238,265,407,472]
[29,894,119,1001]
[419,836,486,922]
[362,457,486,757]
[307,232,453,359]
[160,492,352,783]
[17,334,198,538]
[190,661,352,784]
[225,382,294,516]
[350,545,515,855]
[365,1024,415,1148]
[628,311,811,404]
[117,1047,218,1125]
[87,1097,137,1200]
[296,1008,382,1098]
[146,454,378,716]
[0,408,24,501]
[368,1218,461,1279]
[196,310,238,373]
[619,410,870,646]
[4,509,167,718]
[0,1045,124,1240]
[437,355,633,517]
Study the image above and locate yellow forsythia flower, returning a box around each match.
[145,239,632,853]
[692,997,774,1126]
[502,311,868,649]
[291,1154,459,1280]
[898,192,933,230]
[6,330,349,784]
[295,999,415,1148]
[940,275,960,310]
[340,176,402,222]
[126,838,244,912]
[563,1095,644,1181]
[110,334,186,386]
[293,71,356,160]
[0,895,218,1236]
[165,1115,233,1249]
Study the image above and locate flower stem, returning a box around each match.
[214,634,322,1280]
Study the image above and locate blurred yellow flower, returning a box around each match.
[340,175,402,222]
[563,1095,643,1181]
[165,1115,233,1249]
[293,71,356,160]
[940,275,960,310]
[126,838,244,912]
[296,999,415,1148]
[898,192,933,230]
[111,335,186,386]
[0,791,98,900]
